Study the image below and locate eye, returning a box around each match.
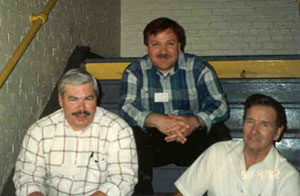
[68,97,78,101]
[166,41,176,46]
[151,42,159,47]
[261,121,271,128]
[244,119,254,125]
[85,95,95,101]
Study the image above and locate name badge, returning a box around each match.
[154,92,169,102]
[58,164,78,176]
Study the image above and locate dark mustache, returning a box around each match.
[72,111,90,116]
[156,54,171,59]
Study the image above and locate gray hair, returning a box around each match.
[58,68,99,98]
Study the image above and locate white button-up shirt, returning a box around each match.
[175,141,300,196]
[14,107,138,196]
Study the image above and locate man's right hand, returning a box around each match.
[28,192,44,196]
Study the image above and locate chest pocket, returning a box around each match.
[84,153,107,182]
[140,88,154,108]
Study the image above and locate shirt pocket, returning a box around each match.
[140,88,150,98]
[140,88,150,107]
[84,154,107,182]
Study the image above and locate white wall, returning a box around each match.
[121,0,300,57]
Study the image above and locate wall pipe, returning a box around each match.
[0,0,57,89]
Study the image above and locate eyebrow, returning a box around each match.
[67,94,95,99]
[244,118,273,124]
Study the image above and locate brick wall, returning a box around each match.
[0,0,120,192]
[121,0,300,57]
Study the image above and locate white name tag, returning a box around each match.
[154,92,169,102]
[58,164,78,176]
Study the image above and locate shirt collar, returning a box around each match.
[227,140,244,155]
[258,145,276,168]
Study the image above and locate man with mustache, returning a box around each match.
[14,69,138,196]
[119,17,231,194]
[175,94,300,196]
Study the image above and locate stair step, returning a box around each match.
[153,164,187,193]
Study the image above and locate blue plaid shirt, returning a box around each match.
[119,52,228,132]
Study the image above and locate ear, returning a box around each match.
[58,94,63,108]
[273,125,284,141]
[178,42,182,52]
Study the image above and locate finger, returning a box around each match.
[176,137,186,144]
[165,135,177,142]
[175,132,187,144]
[168,114,184,120]
[165,131,187,144]
[166,123,189,133]
[165,134,186,144]
[175,121,189,129]
[165,125,182,133]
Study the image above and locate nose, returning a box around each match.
[77,100,86,110]
[160,44,168,53]
[250,122,259,134]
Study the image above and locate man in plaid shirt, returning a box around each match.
[119,17,231,194]
[14,69,138,196]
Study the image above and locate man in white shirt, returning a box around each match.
[13,69,138,196]
[175,94,300,196]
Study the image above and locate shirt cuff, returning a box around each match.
[196,112,212,133]
[136,111,152,128]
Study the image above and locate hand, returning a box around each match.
[145,113,188,134]
[174,191,184,196]
[90,191,107,196]
[28,192,44,196]
[164,115,200,144]
[145,113,189,143]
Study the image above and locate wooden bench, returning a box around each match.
[84,55,300,193]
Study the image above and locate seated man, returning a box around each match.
[119,17,231,193]
[13,69,138,196]
[175,94,300,196]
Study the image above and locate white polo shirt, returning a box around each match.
[175,141,300,196]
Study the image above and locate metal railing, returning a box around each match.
[0,0,57,89]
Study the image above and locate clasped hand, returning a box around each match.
[159,114,198,144]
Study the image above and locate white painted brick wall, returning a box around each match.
[0,0,120,193]
[121,0,300,57]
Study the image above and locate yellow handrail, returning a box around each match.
[0,0,57,89]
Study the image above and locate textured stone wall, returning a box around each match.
[0,0,120,192]
[121,0,300,57]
